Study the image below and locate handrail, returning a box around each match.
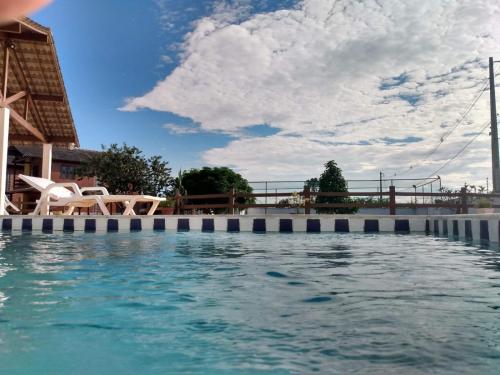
[172,185,493,215]
[9,186,497,215]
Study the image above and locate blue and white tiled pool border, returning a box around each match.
[0,214,499,242]
[425,215,500,244]
[0,215,420,233]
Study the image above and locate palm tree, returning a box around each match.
[174,169,187,195]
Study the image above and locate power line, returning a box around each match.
[393,75,491,177]
[425,120,491,179]
[422,78,489,158]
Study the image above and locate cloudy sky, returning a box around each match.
[35,0,500,187]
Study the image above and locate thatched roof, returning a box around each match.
[0,17,78,147]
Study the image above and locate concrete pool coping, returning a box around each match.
[0,214,499,243]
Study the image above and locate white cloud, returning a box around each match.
[122,0,500,186]
[210,0,253,25]
[159,55,174,64]
[162,123,201,135]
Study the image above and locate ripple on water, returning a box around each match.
[303,296,333,303]
[51,323,120,331]
[287,281,306,286]
[118,301,149,309]
[214,266,240,271]
[187,319,229,333]
[176,293,196,303]
[266,271,287,278]
[319,348,339,357]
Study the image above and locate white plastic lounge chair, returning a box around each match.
[19,174,165,216]
[4,196,20,215]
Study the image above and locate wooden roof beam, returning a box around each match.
[9,47,50,136]
[31,93,64,102]
[17,18,50,37]
[4,90,26,105]
[9,107,47,143]
[0,22,21,34]
[0,32,48,43]
[9,134,74,143]
[4,90,64,103]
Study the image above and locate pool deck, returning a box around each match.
[0,214,499,244]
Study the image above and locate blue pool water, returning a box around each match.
[0,232,499,374]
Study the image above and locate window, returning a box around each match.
[60,165,76,179]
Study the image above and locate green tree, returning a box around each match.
[78,144,173,196]
[143,155,174,196]
[174,169,187,196]
[305,177,320,192]
[181,167,254,211]
[315,160,357,214]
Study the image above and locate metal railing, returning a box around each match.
[248,177,443,212]
[248,177,441,193]
[9,185,495,216]
[174,186,498,215]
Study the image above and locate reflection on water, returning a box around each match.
[0,291,7,308]
[307,244,354,268]
[0,232,499,374]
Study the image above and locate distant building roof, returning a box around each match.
[8,145,98,163]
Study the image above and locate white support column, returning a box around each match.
[0,108,10,215]
[42,143,52,180]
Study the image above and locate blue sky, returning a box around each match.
[32,1,500,186]
[32,0,296,175]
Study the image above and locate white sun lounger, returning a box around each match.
[19,174,165,216]
[4,196,20,214]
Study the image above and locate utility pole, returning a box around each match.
[379,171,383,202]
[489,57,500,192]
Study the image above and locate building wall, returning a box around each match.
[50,161,97,187]
[8,159,98,212]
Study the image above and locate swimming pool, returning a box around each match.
[0,232,499,374]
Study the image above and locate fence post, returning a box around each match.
[303,185,311,214]
[389,186,396,215]
[174,189,181,215]
[229,187,236,215]
[461,187,468,214]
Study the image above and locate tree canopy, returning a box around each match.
[305,177,320,192]
[78,144,173,196]
[181,167,254,208]
[314,160,357,214]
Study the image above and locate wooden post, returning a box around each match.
[389,185,396,215]
[303,185,311,214]
[2,44,10,100]
[23,95,29,119]
[0,44,10,215]
[461,187,468,214]
[41,143,52,179]
[229,187,235,215]
[0,108,9,215]
[174,189,181,215]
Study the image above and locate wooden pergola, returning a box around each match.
[0,17,78,214]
